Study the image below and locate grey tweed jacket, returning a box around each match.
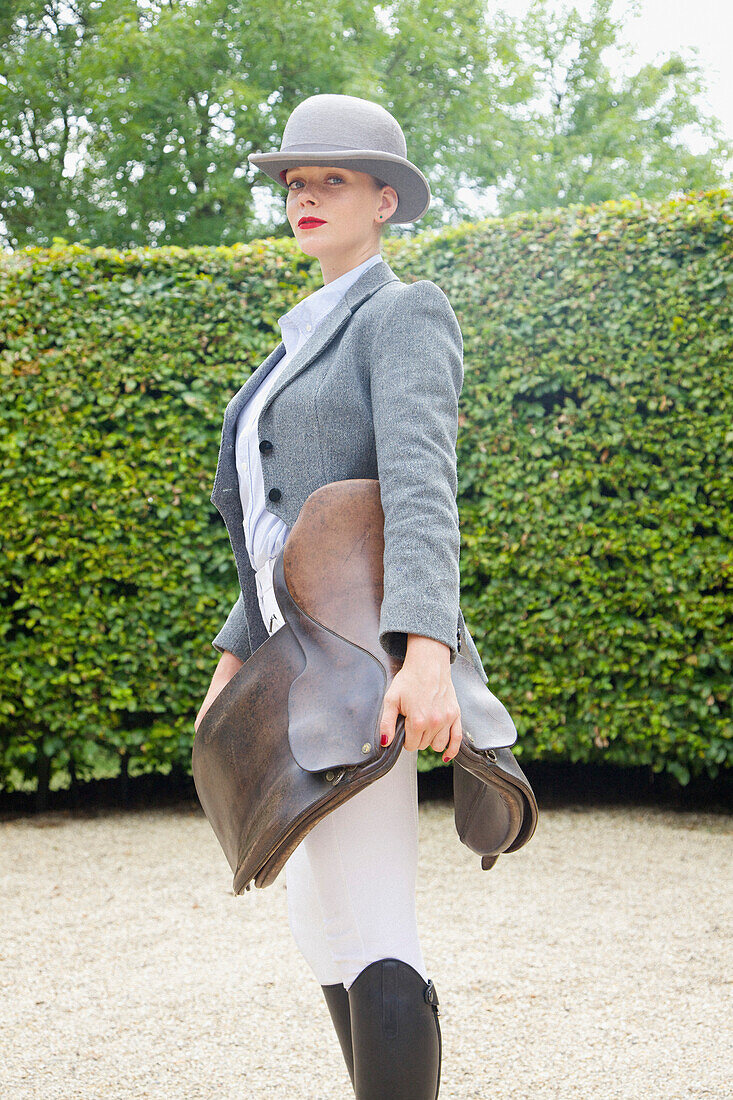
[210,257,488,684]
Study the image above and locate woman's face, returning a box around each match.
[284,165,398,264]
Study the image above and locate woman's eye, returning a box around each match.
[288,176,343,189]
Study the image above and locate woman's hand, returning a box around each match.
[379,634,463,762]
[194,649,244,733]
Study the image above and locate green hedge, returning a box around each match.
[1,187,731,796]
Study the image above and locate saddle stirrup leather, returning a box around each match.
[192,478,538,893]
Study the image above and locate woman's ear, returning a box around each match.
[384,186,399,222]
[374,177,398,224]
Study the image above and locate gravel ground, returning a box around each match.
[1,799,731,1100]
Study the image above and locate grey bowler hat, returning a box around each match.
[248,93,431,224]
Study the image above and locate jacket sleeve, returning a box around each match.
[369,279,464,664]
[211,589,252,663]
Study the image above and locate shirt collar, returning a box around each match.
[278,252,383,356]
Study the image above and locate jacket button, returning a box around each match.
[268,488,282,502]
[259,439,273,452]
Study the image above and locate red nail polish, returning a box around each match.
[442,755,450,763]
[380,734,388,746]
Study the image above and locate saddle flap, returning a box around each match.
[450,653,518,749]
[273,551,388,773]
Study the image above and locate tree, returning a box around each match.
[0,0,730,248]
[0,0,113,247]
[489,0,732,215]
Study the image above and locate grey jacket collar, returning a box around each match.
[211,259,400,506]
[222,259,400,433]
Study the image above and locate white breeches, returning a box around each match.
[255,552,427,991]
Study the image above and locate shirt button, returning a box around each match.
[268,488,282,502]
[259,439,273,453]
[305,323,312,331]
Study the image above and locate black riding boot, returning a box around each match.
[347,957,442,1100]
[321,983,355,1090]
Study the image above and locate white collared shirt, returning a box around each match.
[234,252,383,578]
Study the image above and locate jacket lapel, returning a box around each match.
[211,259,399,509]
[227,259,398,426]
[258,296,353,415]
[261,257,400,412]
[220,341,285,436]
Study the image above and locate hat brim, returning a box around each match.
[247,149,431,224]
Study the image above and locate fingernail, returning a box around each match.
[442,755,450,763]
[381,734,389,746]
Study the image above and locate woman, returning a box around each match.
[195,93,490,1099]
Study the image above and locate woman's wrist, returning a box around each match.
[404,633,451,666]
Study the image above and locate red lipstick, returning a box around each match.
[298,217,326,228]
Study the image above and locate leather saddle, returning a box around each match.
[192,479,538,893]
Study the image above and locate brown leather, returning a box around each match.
[192,479,538,893]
